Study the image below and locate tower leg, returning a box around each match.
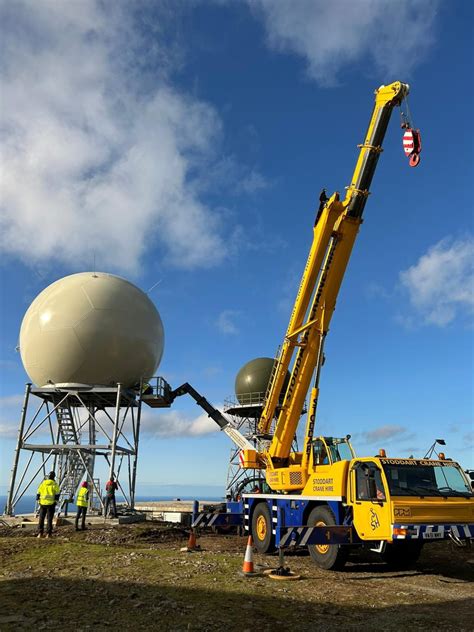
[130,396,143,509]
[108,383,122,480]
[5,383,31,515]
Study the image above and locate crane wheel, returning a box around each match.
[251,503,275,554]
[307,505,348,571]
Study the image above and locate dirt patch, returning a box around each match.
[0,523,472,631]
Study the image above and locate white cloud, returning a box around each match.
[0,1,251,273]
[238,170,269,194]
[0,423,18,440]
[364,424,408,443]
[140,408,220,438]
[250,0,439,85]
[216,309,240,335]
[0,394,24,438]
[399,237,474,327]
[0,395,24,408]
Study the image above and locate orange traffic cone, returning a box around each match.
[187,529,199,550]
[240,535,260,577]
[181,528,200,552]
[242,535,254,573]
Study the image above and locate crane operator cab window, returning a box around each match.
[313,437,354,466]
[355,462,386,501]
[313,440,330,465]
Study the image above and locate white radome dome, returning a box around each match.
[19,272,164,388]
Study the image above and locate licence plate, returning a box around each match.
[423,531,443,539]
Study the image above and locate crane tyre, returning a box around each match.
[307,506,348,571]
[251,502,275,554]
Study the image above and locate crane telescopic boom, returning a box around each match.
[256,82,409,487]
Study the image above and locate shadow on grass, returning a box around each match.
[282,542,474,582]
[0,576,473,631]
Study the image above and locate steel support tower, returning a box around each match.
[4,383,143,516]
[223,392,267,499]
[223,388,305,499]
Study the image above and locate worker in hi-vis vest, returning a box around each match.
[36,471,60,538]
[75,481,89,531]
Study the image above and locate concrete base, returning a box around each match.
[134,500,220,525]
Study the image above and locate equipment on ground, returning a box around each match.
[145,81,473,569]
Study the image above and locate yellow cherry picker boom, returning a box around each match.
[147,82,473,570]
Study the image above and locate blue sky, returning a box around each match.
[0,0,473,496]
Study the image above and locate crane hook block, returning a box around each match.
[402,128,422,167]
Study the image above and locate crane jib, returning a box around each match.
[347,106,391,218]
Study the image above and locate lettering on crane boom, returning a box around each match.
[305,396,317,459]
[379,459,457,467]
[285,352,303,406]
[313,477,334,493]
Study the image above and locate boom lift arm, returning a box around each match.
[258,82,410,484]
[169,383,254,451]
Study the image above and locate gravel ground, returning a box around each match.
[0,523,472,631]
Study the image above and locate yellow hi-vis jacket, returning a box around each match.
[76,487,89,508]
[37,479,60,506]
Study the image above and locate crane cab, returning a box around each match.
[299,436,356,498]
[312,436,355,466]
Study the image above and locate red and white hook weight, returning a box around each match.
[402,127,422,167]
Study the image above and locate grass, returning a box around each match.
[0,525,473,631]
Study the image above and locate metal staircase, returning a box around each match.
[56,405,86,512]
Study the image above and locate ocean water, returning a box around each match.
[1,495,222,516]
[1,495,48,515]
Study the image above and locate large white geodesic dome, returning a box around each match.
[19,272,164,387]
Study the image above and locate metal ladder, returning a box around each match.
[89,478,102,512]
[263,345,282,409]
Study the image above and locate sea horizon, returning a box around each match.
[1,494,224,516]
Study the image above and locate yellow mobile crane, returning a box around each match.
[148,82,473,570]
